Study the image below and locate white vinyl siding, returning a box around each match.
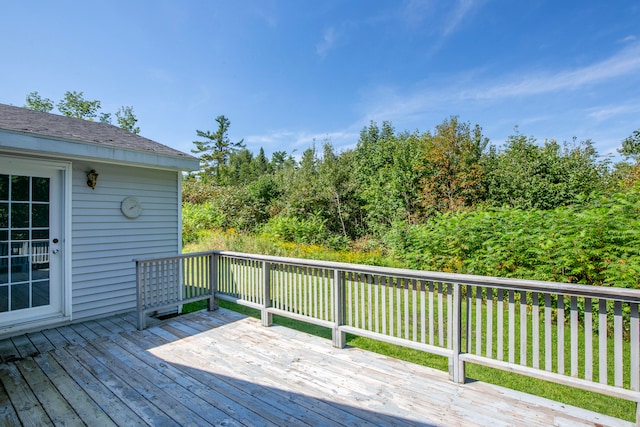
[71,161,180,320]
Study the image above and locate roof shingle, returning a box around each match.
[0,103,195,160]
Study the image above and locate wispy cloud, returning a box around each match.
[476,42,640,100]
[415,0,484,57]
[399,0,434,28]
[361,41,640,124]
[246,128,359,154]
[316,27,338,59]
[586,102,640,121]
[442,0,480,37]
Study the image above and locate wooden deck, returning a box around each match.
[0,309,632,427]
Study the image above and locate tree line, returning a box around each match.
[184,115,639,244]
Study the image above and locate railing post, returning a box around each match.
[261,261,273,326]
[451,283,465,383]
[208,252,219,311]
[136,260,145,330]
[332,269,346,348]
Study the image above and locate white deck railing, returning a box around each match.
[137,250,640,423]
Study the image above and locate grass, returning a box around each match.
[183,298,636,422]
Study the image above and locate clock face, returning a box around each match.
[121,197,142,218]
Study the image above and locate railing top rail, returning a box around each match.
[134,250,214,264]
[136,250,640,302]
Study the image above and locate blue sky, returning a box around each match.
[1,1,639,160]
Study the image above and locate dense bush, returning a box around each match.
[386,187,640,289]
[260,214,330,246]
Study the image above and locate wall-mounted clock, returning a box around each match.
[121,197,142,219]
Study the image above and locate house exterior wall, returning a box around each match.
[71,160,181,320]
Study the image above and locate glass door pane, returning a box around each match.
[0,173,50,313]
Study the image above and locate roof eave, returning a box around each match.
[0,129,200,171]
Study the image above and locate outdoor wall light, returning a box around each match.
[87,169,99,189]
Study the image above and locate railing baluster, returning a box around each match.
[520,290,527,366]
[403,279,409,340]
[427,281,433,345]
[324,268,330,321]
[367,274,373,332]
[382,276,387,336]
[413,280,419,342]
[360,275,366,330]
[348,272,354,326]
[614,300,623,387]
[570,296,578,377]
[446,283,452,349]
[389,277,395,337]
[599,298,607,385]
[584,298,593,381]
[487,287,493,359]
[466,285,472,353]
[532,292,539,369]
[631,302,639,392]
[545,293,552,371]
[397,278,403,338]
[508,290,515,364]
[373,275,380,333]
[558,295,565,376]
[497,288,504,361]
[437,283,443,347]
[476,286,482,356]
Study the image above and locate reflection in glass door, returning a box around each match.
[0,174,51,313]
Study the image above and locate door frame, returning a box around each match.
[0,154,72,336]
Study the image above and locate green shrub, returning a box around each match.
[182,202,226,244]
[260,214,330,245]
[386,188,640,289]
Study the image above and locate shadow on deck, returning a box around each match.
[0,308,632,426]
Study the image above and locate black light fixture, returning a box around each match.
[87,169,99,189]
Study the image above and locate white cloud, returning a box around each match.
[360,41,640,124]
[476,42,640,100]
[586,103,640,121]
[316,27,338,59]
[246,128,359,155]
[442,0,480,37]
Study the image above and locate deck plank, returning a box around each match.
[85,337,237,426]
[0,380,21,427]
[115,331,288,427]
[138,328,373,427]
[25,332,55,354]
[14,358,84,426]
[209,317,532,424]
[165,317,431,426]
[0,362,53,426]
[0,338,19,363]
[51,347,148,427]
[80,319,113,338]
[9,335,37,359]
[33,352,118,427]
[53,325,86,345]
[92,316,128,335]
[39,327,71,349]
[68,322,100,341]
[62,342,182,427]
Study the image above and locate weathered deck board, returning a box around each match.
[33,352,118,427]
[0,308,634,427]
[51,347,147,426]
[0,363,53,426]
